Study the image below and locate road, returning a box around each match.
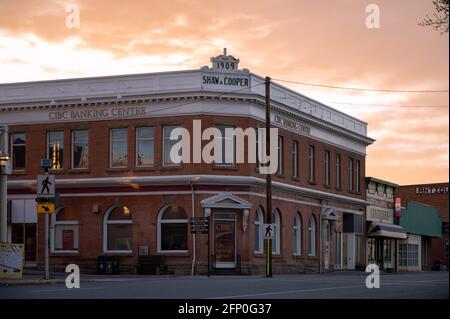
[0,271,448,299]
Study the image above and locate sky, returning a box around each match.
[0,0,448,185]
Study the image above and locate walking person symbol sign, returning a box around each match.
[37,175,55,198]
[264,224,274,240]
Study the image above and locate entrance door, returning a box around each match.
[12,224,37,265]
[214,213,236,269]
[376,239,385,270]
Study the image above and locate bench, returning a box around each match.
[137,255,168,275]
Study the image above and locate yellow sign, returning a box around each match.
[0,244,24,279]
[37,203,55,214]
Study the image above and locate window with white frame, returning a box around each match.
[158,204,188,252]
[277,136,284,175]
[215,125,235,166]
[71,130,89,169]
[335,154,341,188]
[292,140,298,178]
[308,145,315,182]
[163,126,182,166]
[272,209,281,254]
[293,212,302,256]
[254,207,264,253]
[308,215,316,256]
[136,127,154,167]
[103,205,132,253]
[399,243,419,267]
[355,160,361,192]
[11,133,26,171]
[110,128,128,168]
[51,207,79,252]
[348,158,354,191]
[47,131,64,169]
[324,150,330,186]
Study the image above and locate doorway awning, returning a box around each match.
[368,222,407,239]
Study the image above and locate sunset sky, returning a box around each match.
[0,0,448,185]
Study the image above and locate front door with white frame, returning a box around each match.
[213,212,236,269]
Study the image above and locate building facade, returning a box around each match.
[365,177,407,271]
[0,51,374,274]
[396,183,449,270]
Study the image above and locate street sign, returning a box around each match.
[37,203,55,214]
[263,224,274,239]
[37,174,55,198]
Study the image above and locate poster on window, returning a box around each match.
[0,243,24,279]
[214,222,235,262]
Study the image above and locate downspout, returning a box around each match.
[190,180,196,276]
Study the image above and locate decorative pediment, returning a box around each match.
[321,207,339,220]
[201,193,252,209]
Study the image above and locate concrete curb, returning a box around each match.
[0,279,66,286]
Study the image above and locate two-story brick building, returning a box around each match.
[0,51,374,274]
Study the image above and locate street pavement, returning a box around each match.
[0,271,448,299]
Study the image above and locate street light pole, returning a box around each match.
[0,125,9,243]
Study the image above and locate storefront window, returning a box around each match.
[293,213,302,255]
[51,207,79,252]
[384,240,392,262]
[399,244,418,267]
[254,207,264,253]
[368,237,376,262]
[308,215,316,256]
[158,204,188,252]
[272,210,281,254]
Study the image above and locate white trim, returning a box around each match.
[272,209,281,255]
[109,128,128,168]
[157,204,188,254]
[254,207,264,254]
[293,213,301,256]
[50,207,79,253]
[213,212,237,268]
[135,126,155,168]
[7,174,369,206]
[308,215,317,257]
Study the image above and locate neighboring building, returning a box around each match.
[396,183,449,269]
[365,177,407,271]
[0,50,374,274]
[398,202,443,271]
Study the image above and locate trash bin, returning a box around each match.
[433,259,442,271]
[111,256,120,274]
[97,256,107,274]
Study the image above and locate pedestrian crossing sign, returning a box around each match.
[263,224,274,239]
[37,174,55,198]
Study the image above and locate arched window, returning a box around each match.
[103,205,132,253]
[308,215,316,256]
[51,206,79,253]
[293,212,302,256]
[254,206,264,253]
[158,204,188,252]
[272,209,281,255]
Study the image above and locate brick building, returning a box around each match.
[396,183,449,270]
[0,51,374,274]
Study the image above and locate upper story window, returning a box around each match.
[110,128,128,168]
[136,127,154,167]
[47,131,64,169]
[348,158,354,191]
[11,133,26,171]
[277,136,284,175]
[163,126,182,166]
[292,140,298,178]
[355,160,361,193]
[308,145,315,182]
[336,154,341,188]
[71,130,88,169]
[324,150,330,187]
[215,125,235,166]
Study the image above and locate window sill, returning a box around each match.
[275,173,285,178]
[324,184,331,189]
[291,177,300,182]
[212,165,238,170]
[49,169,65,174]
[307,255,318,259]
[133,166,157,172]
[335,187,342,191]
[102,251,133,256]
[308,180,316,185]
[11,170,27,175]
[293,254,303,259]
[68,168,90,173]
[51,251,79,256]
[106,167,130,172]
[159,165,183,171]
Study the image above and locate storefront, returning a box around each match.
[365,177,407,271]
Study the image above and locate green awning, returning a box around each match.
[400,202,443,238]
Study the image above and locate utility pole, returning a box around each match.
[265,77,272,278]
[0,125,9,243]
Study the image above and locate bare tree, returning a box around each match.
[420,0,449,34]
